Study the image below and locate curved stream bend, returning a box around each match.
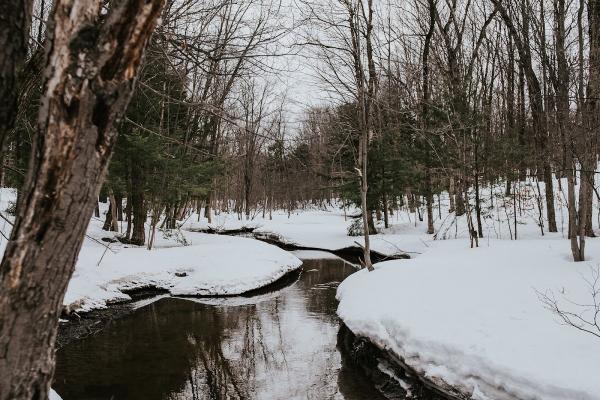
[54,256,387,399]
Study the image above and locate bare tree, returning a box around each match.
[493,0,559,234]
[538,267,600,340]
[299,0,379,270]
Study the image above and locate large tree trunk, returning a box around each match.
[0,1,164,399]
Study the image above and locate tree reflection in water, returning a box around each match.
[54,257,385,400]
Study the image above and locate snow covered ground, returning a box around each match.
[64,231,302,312]
[49,389,62,400]
[185,207,430,257]
[0,189,302,314]
[181,179,577,259]
[337,239,600,400]
[3,173,600,399]
[333,178,600,399]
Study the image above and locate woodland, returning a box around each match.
[1,0,600,399]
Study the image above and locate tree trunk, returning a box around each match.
[115,195,123,222]
[567,165,583,260]
[108,189,119,232]
[244,167,252,219]
[455,177,466,216]
[204,193,212,224]
[407,188,416,213]
[474,170,483,238]
[125,194,133,239]
[102,202,114,231]
[382,191,389,229]
[0,1,164,399]
[0,0,32,150]
[449,176,456,212]
[584,0,600,238]
[359,134,373,270]
[367,210,376,235]
[130,165,146,246]
[102,189,119,232]
[423,1,435,235]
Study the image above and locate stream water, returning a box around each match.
[53,252,386,400]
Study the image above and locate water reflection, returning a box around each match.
[54,256,385,400]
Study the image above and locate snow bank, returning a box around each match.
[0,191,302,313]
[251,210,430,257]
[184,208,428,257]
[50,389,62,400]
[65,232,302,312]
[337,238,600,400]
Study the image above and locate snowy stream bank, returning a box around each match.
[63,232,302,313]
[337,239,600,400]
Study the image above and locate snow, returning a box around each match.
[291,249,346,260]
[337,239,600,399]
[2,172,600,399]
[184,207,429,257]
[64,232,302,312]
[335,176,600,400]
[173,181,600,399]
[49,389,62,400]
[0,189,302,313]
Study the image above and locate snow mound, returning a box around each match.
[64,233,302,313]
[337,239,600,400]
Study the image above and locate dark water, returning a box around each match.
[54,253,386,400]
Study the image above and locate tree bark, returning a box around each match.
[115,195,123,222]
[102,189,119,232]
[130,164,146,246]
[449,176,456,212]
[125,194,133,239]
[0,0,32,150]
[0,1,164,398]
